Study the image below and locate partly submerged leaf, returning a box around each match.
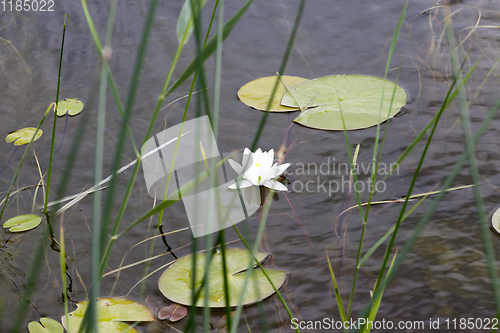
[281,75,407,130]
[28,318,64,333]
[158,304,187,322]
[54,99,84,116]
[3,214,42,232]
[62,297,154,333]
[491,206,500,236]
[6,127,43,146]
[158,248,288,307]
[176,0,208,44]
[238,75,308,112]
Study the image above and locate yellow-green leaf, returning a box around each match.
[62,297,154,333]
[54,98,84,116]
[158,248,288,307]
[28,318,64,333]
[5,128,43,146]
[238,75,308,112]
[3,214,42,232]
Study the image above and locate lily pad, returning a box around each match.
[6,127,43,146]
[61,297,154,333]
[238,75,308,112]
[3,214,42,232]
[281,74,407,130]
[54,99,84,116]
[158,248,288,307]
[28,318,64,333]
[491,206,500,236]
[158,304,187,322]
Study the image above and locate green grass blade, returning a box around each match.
[166,0,253,97]
[362,252,397,333]
[444,6,500,317]
[44,15,66,216]
[380,56,480,183]
[177,0,208,44]
[326,252,347,323]
[230,2,306,332]
[358,185,439,267]
[0,105,51,223]
[59,222,69,329]
[350,80,500,333]
[81,0,138,155]
[368,46,481,312]
[11,226,51,333]
[9,106,52,333]
[366,0,408,213]
[346,2,408,318]
[250,0,306,150]
[336,91,366,318]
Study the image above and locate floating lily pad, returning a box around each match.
[6,128,43,146]
[238,75,308,112]
[158,248,288,307]
[28,318,64,333]
[491,206,500,236]
[3,214,42,232]
[158,304,187,322]
[61,297,154,333]
[54,99,84,116]
[281,74,407,130]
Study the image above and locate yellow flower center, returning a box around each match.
[256,163,260,167]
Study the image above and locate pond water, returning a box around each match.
[2,0,500,332]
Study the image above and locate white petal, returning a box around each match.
[242,148,252,167]
[265,149,274,168]
[269,163,290,178]
[228,179,253,189]
[263,179,288,191]
[243,166,262,185]
[228,159,243,175]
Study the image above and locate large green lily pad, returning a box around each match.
[61,297,154,333]
[6,127,43,146]
[54,99,84,116]
[3,214,42,232]
[238,75,308,112]
[28,318,64,333]
[158,248,288,307]
[281,74,407,130]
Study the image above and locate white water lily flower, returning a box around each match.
[228,148,290,191]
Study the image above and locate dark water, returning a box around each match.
[1,0,500,332]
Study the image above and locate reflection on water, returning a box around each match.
[1,0,500,331]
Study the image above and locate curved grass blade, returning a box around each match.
[177,0,208,44]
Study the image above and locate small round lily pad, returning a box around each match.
[158,304,187,322]
[238,75,308,112]
[281,74,407,130]
[158,248,288,307]
[54,99,84,116]
[6,128,43,146]
[3,214,42,232]
[28,318,64,333]
[62,297,154,333]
